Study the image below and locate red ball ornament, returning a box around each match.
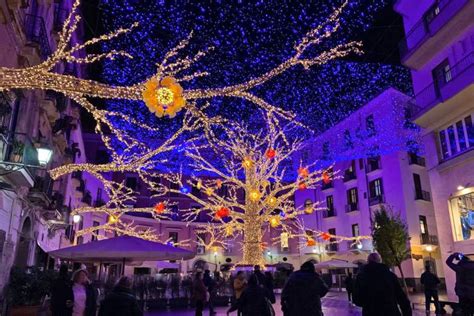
[298,182,307,191]
[266,149,276,159]
[322,171,331,184]
[216,207,230,219]
[321,232,331,241]
[298,167,309,178]
[154,202,165,214]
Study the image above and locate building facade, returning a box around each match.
[0,0,92,302]
[395,0,474,298]
[295,88,444,290]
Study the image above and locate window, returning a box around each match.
[438,114,474,160]
[369,178,383,198]
[419,216,428,235]
[352,224,359,237]
[327,228,338,252]
[0,229,5,264]
[366,115,376,137]
[77,236,84,245]
[91,221,100,241]
[326,195,334,211]
[125,177,138,190]
[169,232,179,244]
[367,156,381,172]
[432,59,452,95]
[344,130,353,149]
[348,188,358,205]
[413,173,422,196]
[449,191,474,241]
[424,2,441,24]
[465,115,474,147]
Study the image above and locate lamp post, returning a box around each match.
[36,146,53,166]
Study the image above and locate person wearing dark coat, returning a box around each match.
[281,261,329,316]
[353,253,412,316]
[50,264,74,316]
[446,253,474,316]
[192,272,208,316]
[420,264,440,314]
[227,275,273,316]
[344,272,354,303]
[253,265,267,287]
[99,276,143,316]
[264,271,276,304]
[203,270,216,315]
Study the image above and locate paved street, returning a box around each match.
[145,291,441,316]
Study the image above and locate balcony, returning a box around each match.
[345,203,358,213]
[323,208,337,218]
[420,234,439,245]
[343,170,356,182]
[23,14,52,60]
[408,52,474,125]
[28,174,53,207]
[408,153,426,166]
[325,243,338,253]
[369,194,385,206]
[367,158,381,173]
[0,131,39,187]
[53,3,69,32]
[321,181,333,190]
[415,190,431,202]
[399,0,474,69]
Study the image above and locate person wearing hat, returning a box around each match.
[71,266,97,316]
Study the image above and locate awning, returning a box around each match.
[48,235,194,263]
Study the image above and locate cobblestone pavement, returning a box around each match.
[145,290,441,316]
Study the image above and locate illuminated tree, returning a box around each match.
[149,112,371,266]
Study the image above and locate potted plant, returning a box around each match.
[10,140,24,163]
[7,267,57,316]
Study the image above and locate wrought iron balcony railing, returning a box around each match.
[323,208,337,218]
[369,194,385,206]
[343,170,356,182]
[345,203,358,213]
[24,14,52,60]
[420,234,439,245]
[408,153,426,166]
[415,190,431,202]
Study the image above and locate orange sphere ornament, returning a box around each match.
[307,238,316,247]
[216,179,222,189]
[266,149,276,159]
[298,182,307,191]
[322,171,331,184]
[298,167,309,178]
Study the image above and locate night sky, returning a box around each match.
[79,0,410,136]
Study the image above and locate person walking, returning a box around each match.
[420,264,440,314]
[281,261,329,316]
[353,253,412,316]
[264,272,276,304]
[203,270,216,315]
[50,264,74,316]
[70,267,97,316]
[233,271,247,316]
[227,275,273,316]
[344,272,354,304]
[98,276,143,316]
[253,265,266,287]
[192,272,208,316]
[446,253,474,316]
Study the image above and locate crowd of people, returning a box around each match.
[48,251,474,316]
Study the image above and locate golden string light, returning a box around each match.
[0,0,370,251]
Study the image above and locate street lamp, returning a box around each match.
[72,214,82,223]
[36,146,53,166]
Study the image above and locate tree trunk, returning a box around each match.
[397,264,409,295]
